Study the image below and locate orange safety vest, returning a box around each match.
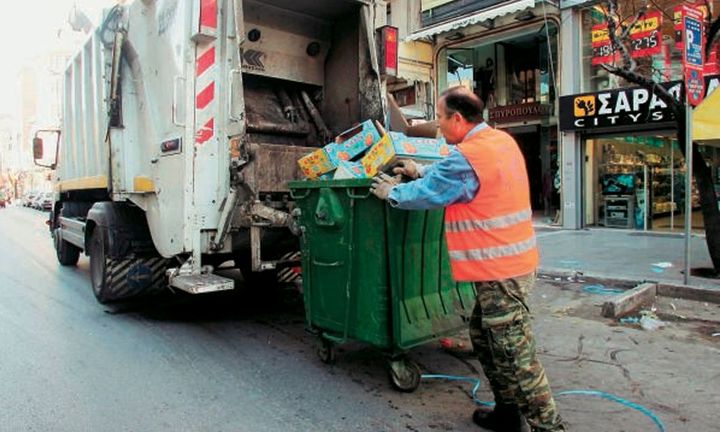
[445,127,538,282]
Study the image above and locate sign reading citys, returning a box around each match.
[559,75,720,131]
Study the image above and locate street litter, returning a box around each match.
[582,284,624,295]
[639,311,665,331]
[619,313,665,331]
[650,262,673,273]
[640,315,665,331]
[712,333,720,337]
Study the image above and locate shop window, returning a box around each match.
[580,0,720,93]
[437,22,558,109]
[583,134,715,232]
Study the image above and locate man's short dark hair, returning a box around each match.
[439,86,484,123]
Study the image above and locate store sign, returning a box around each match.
[558,75,720,131]
[488,102,552,124]
[674,5,684,50]
[629,10,662,58]
[591,24,614,65]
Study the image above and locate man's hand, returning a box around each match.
[370,173,399,200]
[392,159,421,179]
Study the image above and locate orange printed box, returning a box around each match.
[298,120,381,179]
[333,161,368,180]
[297,148,335,179]
[361,132,450,177]
[325,120,381,166]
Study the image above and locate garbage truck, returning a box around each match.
[33,0,394,303]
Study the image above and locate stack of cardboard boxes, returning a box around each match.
[298,95,448,180]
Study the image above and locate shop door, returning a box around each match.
[513,130,543,210]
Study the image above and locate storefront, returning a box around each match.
[409,0,561,217]
[559,0,720,232]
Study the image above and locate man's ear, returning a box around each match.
[452,112,463,123]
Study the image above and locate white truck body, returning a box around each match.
[48,0,387,301]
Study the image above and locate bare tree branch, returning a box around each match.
[599,63,682,120]
[605,0,635,71]
[647,0,674,22]
[618,1,648,41]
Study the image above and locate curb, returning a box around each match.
[538,266,720,304]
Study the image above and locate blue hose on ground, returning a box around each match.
[420,374,665,432]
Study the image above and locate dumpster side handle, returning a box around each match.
[312,260,344,267]
[346,188,372,199]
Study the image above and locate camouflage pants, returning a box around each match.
[469,272,565,432]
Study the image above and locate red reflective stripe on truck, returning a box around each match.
[196,46,215,77]
[195,118,214,144]
[195,82,215,110]
[200,0,217,30]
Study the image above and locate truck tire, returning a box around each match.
[53,204,85,267]
[55,231,81,266]
[89,226,169,304]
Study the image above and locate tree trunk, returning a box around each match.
[677,112,720,273]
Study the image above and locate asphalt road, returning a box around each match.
[0,206,469,432]
[1,206,718,432]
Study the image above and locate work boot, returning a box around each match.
[472,404,527,432]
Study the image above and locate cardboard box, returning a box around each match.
[325,120,382,166]
[333,161,367,180]
[298,120,381,179]
[298,148,335,179]
[361,132,450,177]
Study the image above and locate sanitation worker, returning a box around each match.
[370,86,565,432]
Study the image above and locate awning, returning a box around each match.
[397,40,433,82]
[693,87,720,147]
[406,0,536,41]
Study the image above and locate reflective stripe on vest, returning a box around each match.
[445,208,532,233]
[444,126,538,282]
[448,236,537,262]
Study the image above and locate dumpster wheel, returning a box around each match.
[388,358,421,393]
[316,338,336,364]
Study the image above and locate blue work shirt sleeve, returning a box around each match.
[387,148,480,210]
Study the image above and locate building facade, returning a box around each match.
[400,0,720,232]
[406,0,562,219]
[558,0,720,233]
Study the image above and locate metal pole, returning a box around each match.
[683,101,693,285]
[643,165,648,231]
[670,139,674,230]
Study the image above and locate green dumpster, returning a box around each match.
[288,179,476,392]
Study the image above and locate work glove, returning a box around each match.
[392,159,422,179]
[370,173,399,201]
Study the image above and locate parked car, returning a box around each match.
[39,192,53,210]
[31,193,48,210]
[22,192,38,207]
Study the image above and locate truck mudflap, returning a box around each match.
[98,256,170,302]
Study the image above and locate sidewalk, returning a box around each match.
[535,225,720,289]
